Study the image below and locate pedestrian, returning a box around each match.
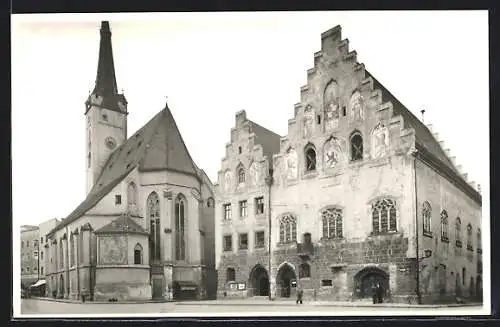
[371,283,377,304]
[376,283,383,303]
[296,288,303,304]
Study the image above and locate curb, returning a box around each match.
[30,297,171,305]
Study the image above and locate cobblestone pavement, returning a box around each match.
[19,299,484,317]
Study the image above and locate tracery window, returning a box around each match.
[305,144,317,171]
[175,194,186,261]
[279,214,297,244]
[237,165,246,184]
[371,198,397,234]
[422,201,432,236]
[321,207,343,239]
[147,192,161,261]
[440,210,449,241]
[455,217,462,247]
[350,131,363,161]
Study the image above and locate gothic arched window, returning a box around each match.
[422,201,432,235]
[440,210,449,241]
[59,239,64,268]
[69,233,75,266]
[79,229,84,263]
[237,165,246,184]
[372,198,397,234]
[175,194,186,261]
[226,267,236,282]
[299,263,311,279]
[455,217,462,247]
[279,214,297,244]
[350,131,363,161]
[304,144,317,171]
[147,192,161,261]
[127,182,137,207]
[134,243,143,264]
[321,207,343,239]
[467,224,473,251]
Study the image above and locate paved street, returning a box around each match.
[20,299,485,317]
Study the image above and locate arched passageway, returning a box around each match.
[353,266,389,299]
[248,265,270,297]
[276,263,296,298]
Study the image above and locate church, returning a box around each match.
[44,21,217,302]
[214,25,483,304]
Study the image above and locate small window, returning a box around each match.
[303,232,312,244]
[238,167,246,184]
[102,113,108,121]
[255,197,264,215]
[115,195,122,205]
[342,106,346,116]
[40,251,44,260]
[255,231,265,248]
[34,240,38,248]
[223,204,232,220]
[40,237,43,243]
[26,267,30,272]
[316,115,321,124]
[238,233,248,250]
[21,268,24,273]
[33,251,38,259]
[462,267,466,285]
[134,244,143,264]
[238,146,242,154]
[321,279,333,287]
[223,235,233,252]
[305,146,317,171]
[40,267,44,275]
[21,241,24,248]
[239,200,248,218]
[227,267,236,282]
[34,267,38,272]
[350,131,363,161]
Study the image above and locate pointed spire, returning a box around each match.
[93,21,118,98]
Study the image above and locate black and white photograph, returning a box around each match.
[12,11,490,318]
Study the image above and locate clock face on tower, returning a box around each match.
[105,137,117,150]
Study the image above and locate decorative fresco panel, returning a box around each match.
[98,235,128,265]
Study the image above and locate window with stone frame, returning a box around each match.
[279,214,297,243]
[147,192,161,261]
[226,267,236,282]
[422,201,432,236]
[254,231,265,249]
[223,203,232,221]
[175,194,187,261]
[223,235,233,252]
[299,263,311,279]
[466,223,473,251]
[304,144,317,171]
[440,210,449,242]
[255,197,264,215]
[350,131,363,161]
[239,200,248,218]
[322,207,343,239]
[70,234,75,266]
[238,233,248,250]
[455,217,462,248]
[477,228,482,253]
[237,165,246,184]
[134,243,143,264]
[371,198,397,234]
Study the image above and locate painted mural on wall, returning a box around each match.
[371,122,389,159]
[324,137,345,169]
[349,92,364,122]
[285,148,298,180]
[324,81,340,131]
[303,105,314,138]
[223,170,232,193]
[249,161,261,186]
[98,235,128,265]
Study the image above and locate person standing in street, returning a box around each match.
[296,288,303,304]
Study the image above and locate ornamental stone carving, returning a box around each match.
[371,122,389,159]
[285,148,298,180]
[303,105,314,138]
[349,92,364,122]
[324,137,345,169]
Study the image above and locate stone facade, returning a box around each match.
[20,226,40,288]
[215,25,482,304]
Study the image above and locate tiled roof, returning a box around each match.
[248,120,282,163]
[49,104,201,236]
[94,214,147,235]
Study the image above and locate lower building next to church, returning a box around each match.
[214,25,482,304]
[43,21,217,302]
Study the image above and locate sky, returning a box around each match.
[11,11,489,227]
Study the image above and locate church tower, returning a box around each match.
[85,21,128,194]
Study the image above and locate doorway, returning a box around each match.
[276,263,296,298]
[249,264,270,297]
[353,267,389,299]
[152,276,164,299]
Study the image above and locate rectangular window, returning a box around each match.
[26,267,30,272]
[238,233,248,250]
[34,267,38,272]
[321,279,333,287]
[41,251,44,260]
[41,237,43,243]
[223,204,232,220]
[26,241,29,248]
[223,235,233,252]
[34,240,38,248]
[41,267,44,275]
[33,251,38,259]
[462,267,466,285]
[255,231,265,248]
[239,200,248,218]
[21,268,24,273]
[115,195,122,205]
[255,197,264,215]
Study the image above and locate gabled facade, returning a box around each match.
[45,21,216,302]
[215,25,482,304]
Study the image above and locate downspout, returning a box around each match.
[412,149,422,304]
[266,168,274,301]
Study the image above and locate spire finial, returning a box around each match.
[420,109,425,123]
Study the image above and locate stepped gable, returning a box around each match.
[94,214,148,235]
[49,104,200,236]
[248,120,282,162]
